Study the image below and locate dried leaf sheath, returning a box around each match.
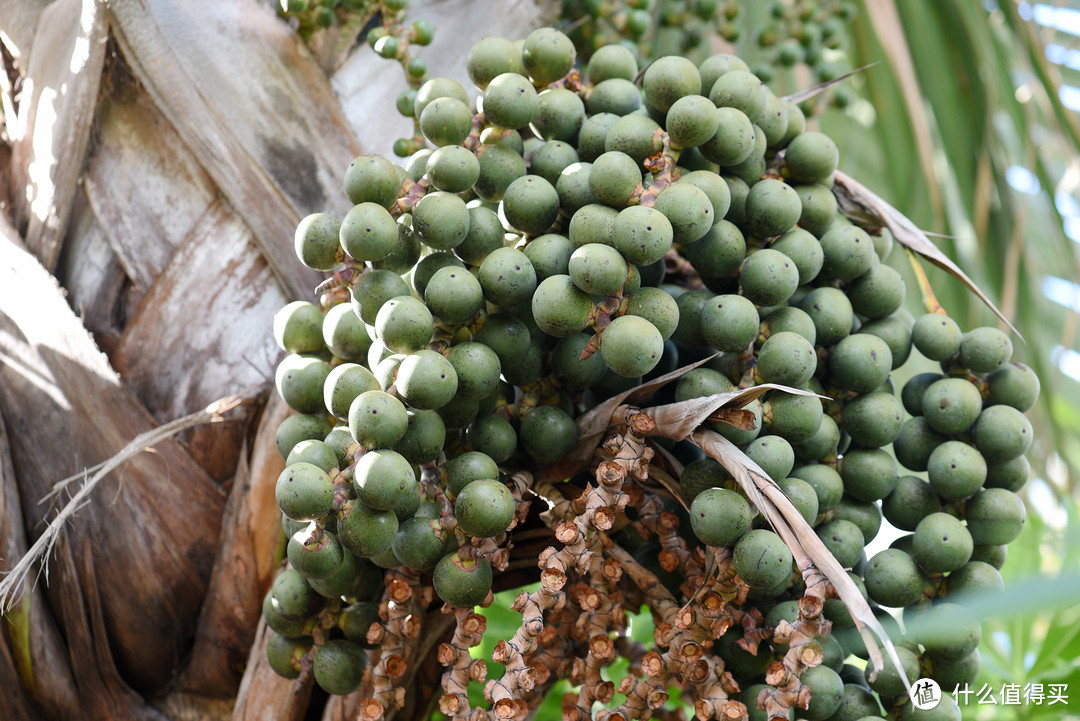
[832,170,1020,338]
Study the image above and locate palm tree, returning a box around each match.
[0,1,1075,720]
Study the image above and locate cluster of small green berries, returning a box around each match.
[559,0,742,63]
[263,23,1039,721]
[754,0,859,107]
[278,0,379,40]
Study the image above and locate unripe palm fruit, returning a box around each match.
[794,183,837,237]
[643,55,701,113]
[478,247,537,307]
[958,326,1013,373]
[343,153,400,208]
[700,294,758,352]
[783,130,839,184]
[338,499,398,558]
[482,73,538,129]
[269,568,324,621]
[275,413,333,459]
[613,205,673,266]
[340,601,380,645]
[348,390,408,450]
[523,233,573,282]
[789,464,844,513]
[912,313,963,361]
[848,263,905,319]
[600,315,664,378]
[446,450,500,498]
[828,334,892,393]
[587,44,638,83]
[313,639,367,695]
[883,475,942,532]
[964,487,1026,545]
[467,36,523,90]
[446,342,502,401]
[841,391,903,449]
[427,145,481,193]
[625,287,680,341]
[816,519,864,569]
[762,391,823,444]
[266,632,312,680]
[709,70,768,120]
[392,516,449,571]
[501,175,560,235]
[945,560,1004,598]
[587,78,642,116]
[653,181,714,243]
[339,202,399,262]
[287,526,344,580]
[351,268,410,325]
[867,644,920,698]
[860,316,913,369]
[392,409,445,465]
[733,529,793,589]
[276,354,332,414]
[274,301,326,355]
[744,178,802,238]
[912,512,973,574]
[531,275,594,337]
[679,457,730,501]
[529,140,579,186]
[839,448,898,502]
[531,87,586,143]
[700,107,756,166]
[322,303,372,361]
[455,479,515,538]
[396,349,458,410]
[921,377,982,435]
[863,548,924,607]
[294,213,342,272]
[682,220,746,280]
[413,191,471,250]
[666,94,720,149]
[740,248,800,306]
[898,694,961,721]
[521,27,575,86]
[800,286,853,347]
[986,362,1040,411]
[771,227,824,285]
[911,602,982,662]
[818,225,876,280]
[756,331,816,386]
[519,405,577,464]
[927,440,987,500]
[589,151,643,208]
[353,449,417,511]
[972,404,1033,462]
[433,551,493,608]
[775,476,819,526]
[474,144,527,201]
[425,266,483,324]
[276,462,334,522]
[419,97,473,147]
[467,413,517,463]
[286,439,338,475]
[689,487,752,547]
[799,664,844,720]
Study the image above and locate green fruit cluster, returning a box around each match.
[263,23,1040,720]
[559,0,744,61]
[754,0,860,106]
